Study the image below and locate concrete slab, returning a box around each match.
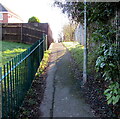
[39,43,94,117]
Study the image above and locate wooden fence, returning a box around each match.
[2,23,53,47]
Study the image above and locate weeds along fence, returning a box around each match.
[0,33,47,118]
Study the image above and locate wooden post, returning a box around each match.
[45,34,48,50]
[21,24,22,43]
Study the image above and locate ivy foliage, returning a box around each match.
[54,1,120,105]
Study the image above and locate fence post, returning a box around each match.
[41,33,45,60]
[43,33,47,51]
[39,40,41,63]
[45,34,48,50]
[21,23,23,43]
[0,67,2,119]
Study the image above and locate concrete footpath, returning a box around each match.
[39,43,94,117]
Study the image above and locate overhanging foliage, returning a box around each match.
[54,1,120,106]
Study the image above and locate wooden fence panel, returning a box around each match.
[2,23,53,47]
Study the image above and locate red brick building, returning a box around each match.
[0,3,23,23]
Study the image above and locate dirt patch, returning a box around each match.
[82,75,120,118]
[17,70,47,119]
[70,57,120,118]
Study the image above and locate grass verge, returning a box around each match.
[63,42,84,70]
[17,50,51,118]
[0,41,31,66]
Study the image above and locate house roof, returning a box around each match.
[0,3,23,21]
[0,3,8,12]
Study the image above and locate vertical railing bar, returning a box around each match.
[23,53,25,97]
[24,55,27,95]
[26,51,28,91]
[28,49,30,89]
[30,45,32,84]
[39,40,40,64]
[19,54,22,104]
[12,59,15,117]
[9,61,13,118]
[16,56,19,110]
[20,54,22,101]
[0,67,3,119]
[6,63,10,118]
[18,55,21,105]
[3,65,7,118]
[14,57,17,115]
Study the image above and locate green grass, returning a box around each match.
[0,41,31,66]
[63,42,84,70]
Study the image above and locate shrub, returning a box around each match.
[28,16,40,23]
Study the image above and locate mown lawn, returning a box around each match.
[0,41,31,66]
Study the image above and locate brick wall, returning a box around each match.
[0,13,8,23]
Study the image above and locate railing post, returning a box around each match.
[43,33,47,51]
[42,33,45,59]
[45,34,48,50]
[28,48,32,87]
[40,40,43,63]
[0,67,2,119]
[39,40,40,63]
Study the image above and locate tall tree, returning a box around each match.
[54,2,117,24]
[62,23,77,42]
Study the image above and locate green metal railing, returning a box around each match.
[0,34,47,118]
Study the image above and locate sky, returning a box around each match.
[0,0,69,41]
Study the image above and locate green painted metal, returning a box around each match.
[0,37,47,118]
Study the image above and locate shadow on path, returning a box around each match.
[39,43,94,117]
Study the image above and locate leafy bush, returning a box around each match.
[95,43,120,105]
[104,82,120,105]
[28,16,40,23]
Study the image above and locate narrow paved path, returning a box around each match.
[39,43,94,117]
